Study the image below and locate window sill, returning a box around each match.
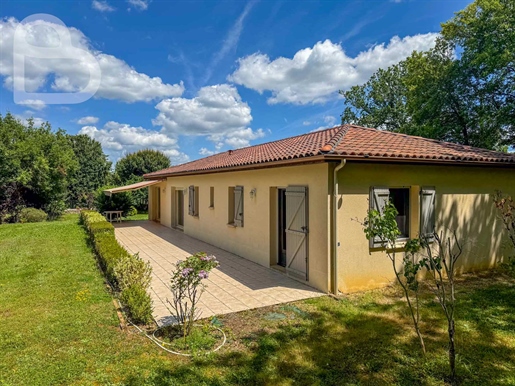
[208,206,214,210]
[227,223,237,228]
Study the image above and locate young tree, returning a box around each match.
[362,201,427,354]
[419,231,463,383]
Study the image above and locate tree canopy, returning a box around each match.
[341,0,514,150]
[0,113,78,221]
[67,134,112,208]
[114,149,171,184]
[114,149,171,211]
[0,113,111,222]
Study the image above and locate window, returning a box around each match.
[420,187,436,241]
[369,186,410,247]
[390,188,410,238]
[209,186,214,208]
[228,186,244,227]
[188,185,199,217]
[370,186,437,248]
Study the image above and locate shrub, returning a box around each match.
[95,187,133,216]
[114,252,152,291]
[127,206,138,217]
[45,199,67,221]
[120,284,153,324]
[167,252,219,338]
[80,210,153,324]
[93,232,129,284]
[19,207,47,223]
[89,221,114,236]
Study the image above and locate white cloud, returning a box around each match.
[153,84,264,148]
[0,17,184,103]
[18,99,46,110]
[199,148,216,156]
[324,115,337,126]
[14,114,45,127]
[311,115,339,132]
[79,121,189,164]
[76,116,99,125]
[228,34,438,105]
[302,121,311,126]
[127,0,150,11]
[92,0,115,12]
[224,128,265,148]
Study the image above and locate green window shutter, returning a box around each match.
[234,186,244,227]
[188,185,194,216]
[420,187,436,241]
[369,187,390,248]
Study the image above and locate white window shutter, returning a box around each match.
[188,185,194,216]
[369,187,390,248]
[420,187,436,241]
[234,186,244,227]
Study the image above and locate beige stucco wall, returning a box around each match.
[337,162,515,293]
[154,163,332,292]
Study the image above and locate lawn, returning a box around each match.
[124,212,149,221]
[1,215,514,385]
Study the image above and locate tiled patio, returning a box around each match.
[114,221,324,326]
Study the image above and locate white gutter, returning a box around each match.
[332,159,346,295]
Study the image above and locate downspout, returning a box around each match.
[332,159,346,295]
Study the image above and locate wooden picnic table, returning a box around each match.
[103,210,123,223]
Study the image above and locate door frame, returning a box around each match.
[272,185,309,281]
[174,188,185,230]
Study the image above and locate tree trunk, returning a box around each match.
[448,318,456,383]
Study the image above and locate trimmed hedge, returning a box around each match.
[80,210,153,324]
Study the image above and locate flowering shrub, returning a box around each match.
[167,252,219,338]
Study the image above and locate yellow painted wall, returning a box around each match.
[337,162,515,293]
[158,163,331,292]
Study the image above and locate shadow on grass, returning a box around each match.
[121,276,515,386]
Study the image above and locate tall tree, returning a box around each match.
[115,149,171,183]
[114,149,171,211]
[441,0,515,146]
[341,0,514,150]
[340,64,412,134]
[0,113,78,221]
[67,134,111,208]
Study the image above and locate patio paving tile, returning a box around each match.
[114,220,325,326]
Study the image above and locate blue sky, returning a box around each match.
[0,0,471,164]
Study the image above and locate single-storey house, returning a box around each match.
[138,125,515,294]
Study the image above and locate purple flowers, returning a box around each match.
[181,267,194,277]
[200,254,217,262]
[198,270,208,279]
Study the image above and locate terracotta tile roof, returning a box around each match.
[145,125,515,178]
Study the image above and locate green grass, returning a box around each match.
[1,215,515,385]
[124,213,148,221]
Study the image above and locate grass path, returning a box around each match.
[1,215,515,385]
